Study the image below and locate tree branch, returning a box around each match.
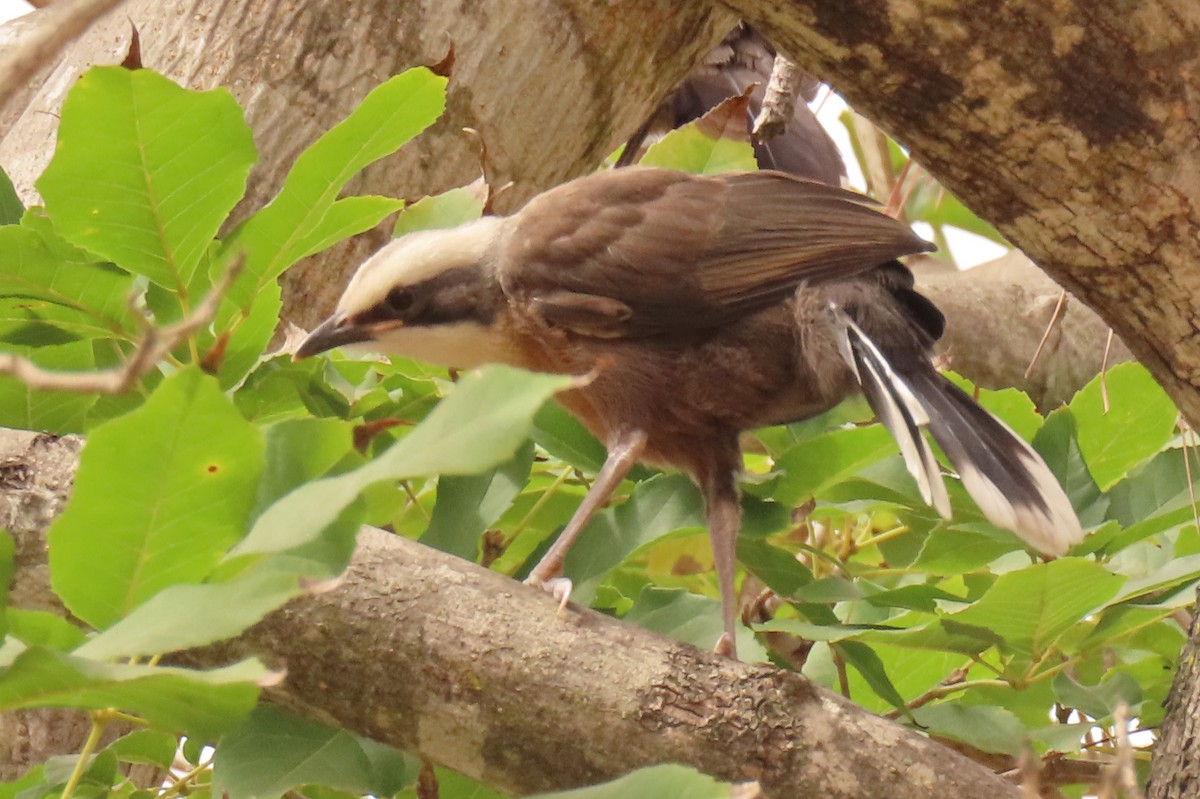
[0,430,1019,799]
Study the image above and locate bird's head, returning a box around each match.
[295,216,513,368]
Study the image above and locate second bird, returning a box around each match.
[297,167,1085,657]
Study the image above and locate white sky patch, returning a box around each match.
[0,0,31,24]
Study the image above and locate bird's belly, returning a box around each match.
[528,307,859,464]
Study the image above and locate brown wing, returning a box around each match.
[496,167,933,337]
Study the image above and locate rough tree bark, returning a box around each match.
[1149,595,1200,799]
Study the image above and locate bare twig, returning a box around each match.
[1024,289,1068,380]
[0,255,243,394]
[751,51,803,141]
[0,0,128,114]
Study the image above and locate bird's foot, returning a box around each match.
[714,632,737,659]
[524,574,574,615]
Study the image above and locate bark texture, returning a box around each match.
[0,0,733,329]
[915,252,1132,410]
[1148,596,1200,799]
[721,0,1200,426]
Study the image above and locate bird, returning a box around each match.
[295,167,1084,657]
[618,24,845,186]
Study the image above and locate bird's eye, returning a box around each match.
[385,287,415,313]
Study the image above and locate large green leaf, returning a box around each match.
[224,67,446,306]
[0,647,265,739]
[0,340,97,433]
[564,474,706,604]
[0,224,136,340]
[38,67,255,290]
[1069,363,1177,490]
[74,554,349,660]
[1032,409,1109,527]
[49,369,264,628]
[772,425,896,506]
[624,587,768,662]
[910,704,1025,756]
[232,366,569,558]
[214,706,418,799]
[948,559,1125,657]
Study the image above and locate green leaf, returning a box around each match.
[1112,552,1200,603]
[910,704,1025,756]
[0,166,22,225]
[639,94,758,174]
[224,68,446,305]
[1069,363,1177,490]
[75,558,323,660]
[0,224,136,341]
[108,729,180,768]
[0,340,97,433]
[294,195,405,262]
[772,425,896,506]
[49,368,264,628]
[1052,671,1142,720]
[38,67,255,289]
[0,647,264,739]
[949,559,1125,656]
[6,609,87,651]
[1032,409,1109,527]
[624,587,768,662]
[233,366,568,558]
[530,765,728,799]
[254,417,355,516]
[564,474,706,604]
[911,527,1017,574]
[392,183,486,237]
[422,441,535,560]
[213,706,418,799]
[531,402,607,473]
[216,278,282,389]
[833,640,909,715]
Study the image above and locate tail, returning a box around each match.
[835,310,1083,556]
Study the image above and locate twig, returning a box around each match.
[1112,704,1145,799]
[1025,289,1068,380]
[0,0,128,114]
[0,255,243,394]
[752,52,803,141]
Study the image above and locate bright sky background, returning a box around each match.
[0,0,29,24]
[0,0,1002,266]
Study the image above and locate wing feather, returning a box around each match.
[497,168,933,337]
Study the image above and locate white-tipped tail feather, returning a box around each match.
[834,309,1084,556]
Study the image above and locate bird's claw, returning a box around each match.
[714,632,736,659]
[525,575,574,615]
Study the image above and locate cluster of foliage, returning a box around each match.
[0,64,1194,799]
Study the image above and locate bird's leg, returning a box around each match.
[525,428,647,609]
[700,461,743,659]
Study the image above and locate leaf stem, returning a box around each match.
[59,713,106,799]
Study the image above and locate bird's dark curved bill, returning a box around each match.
[294,314,372,360]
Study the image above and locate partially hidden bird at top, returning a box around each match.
[296,167,1085,658]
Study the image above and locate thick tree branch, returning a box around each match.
[720,0,1200,426]
[0,429,1019,799]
